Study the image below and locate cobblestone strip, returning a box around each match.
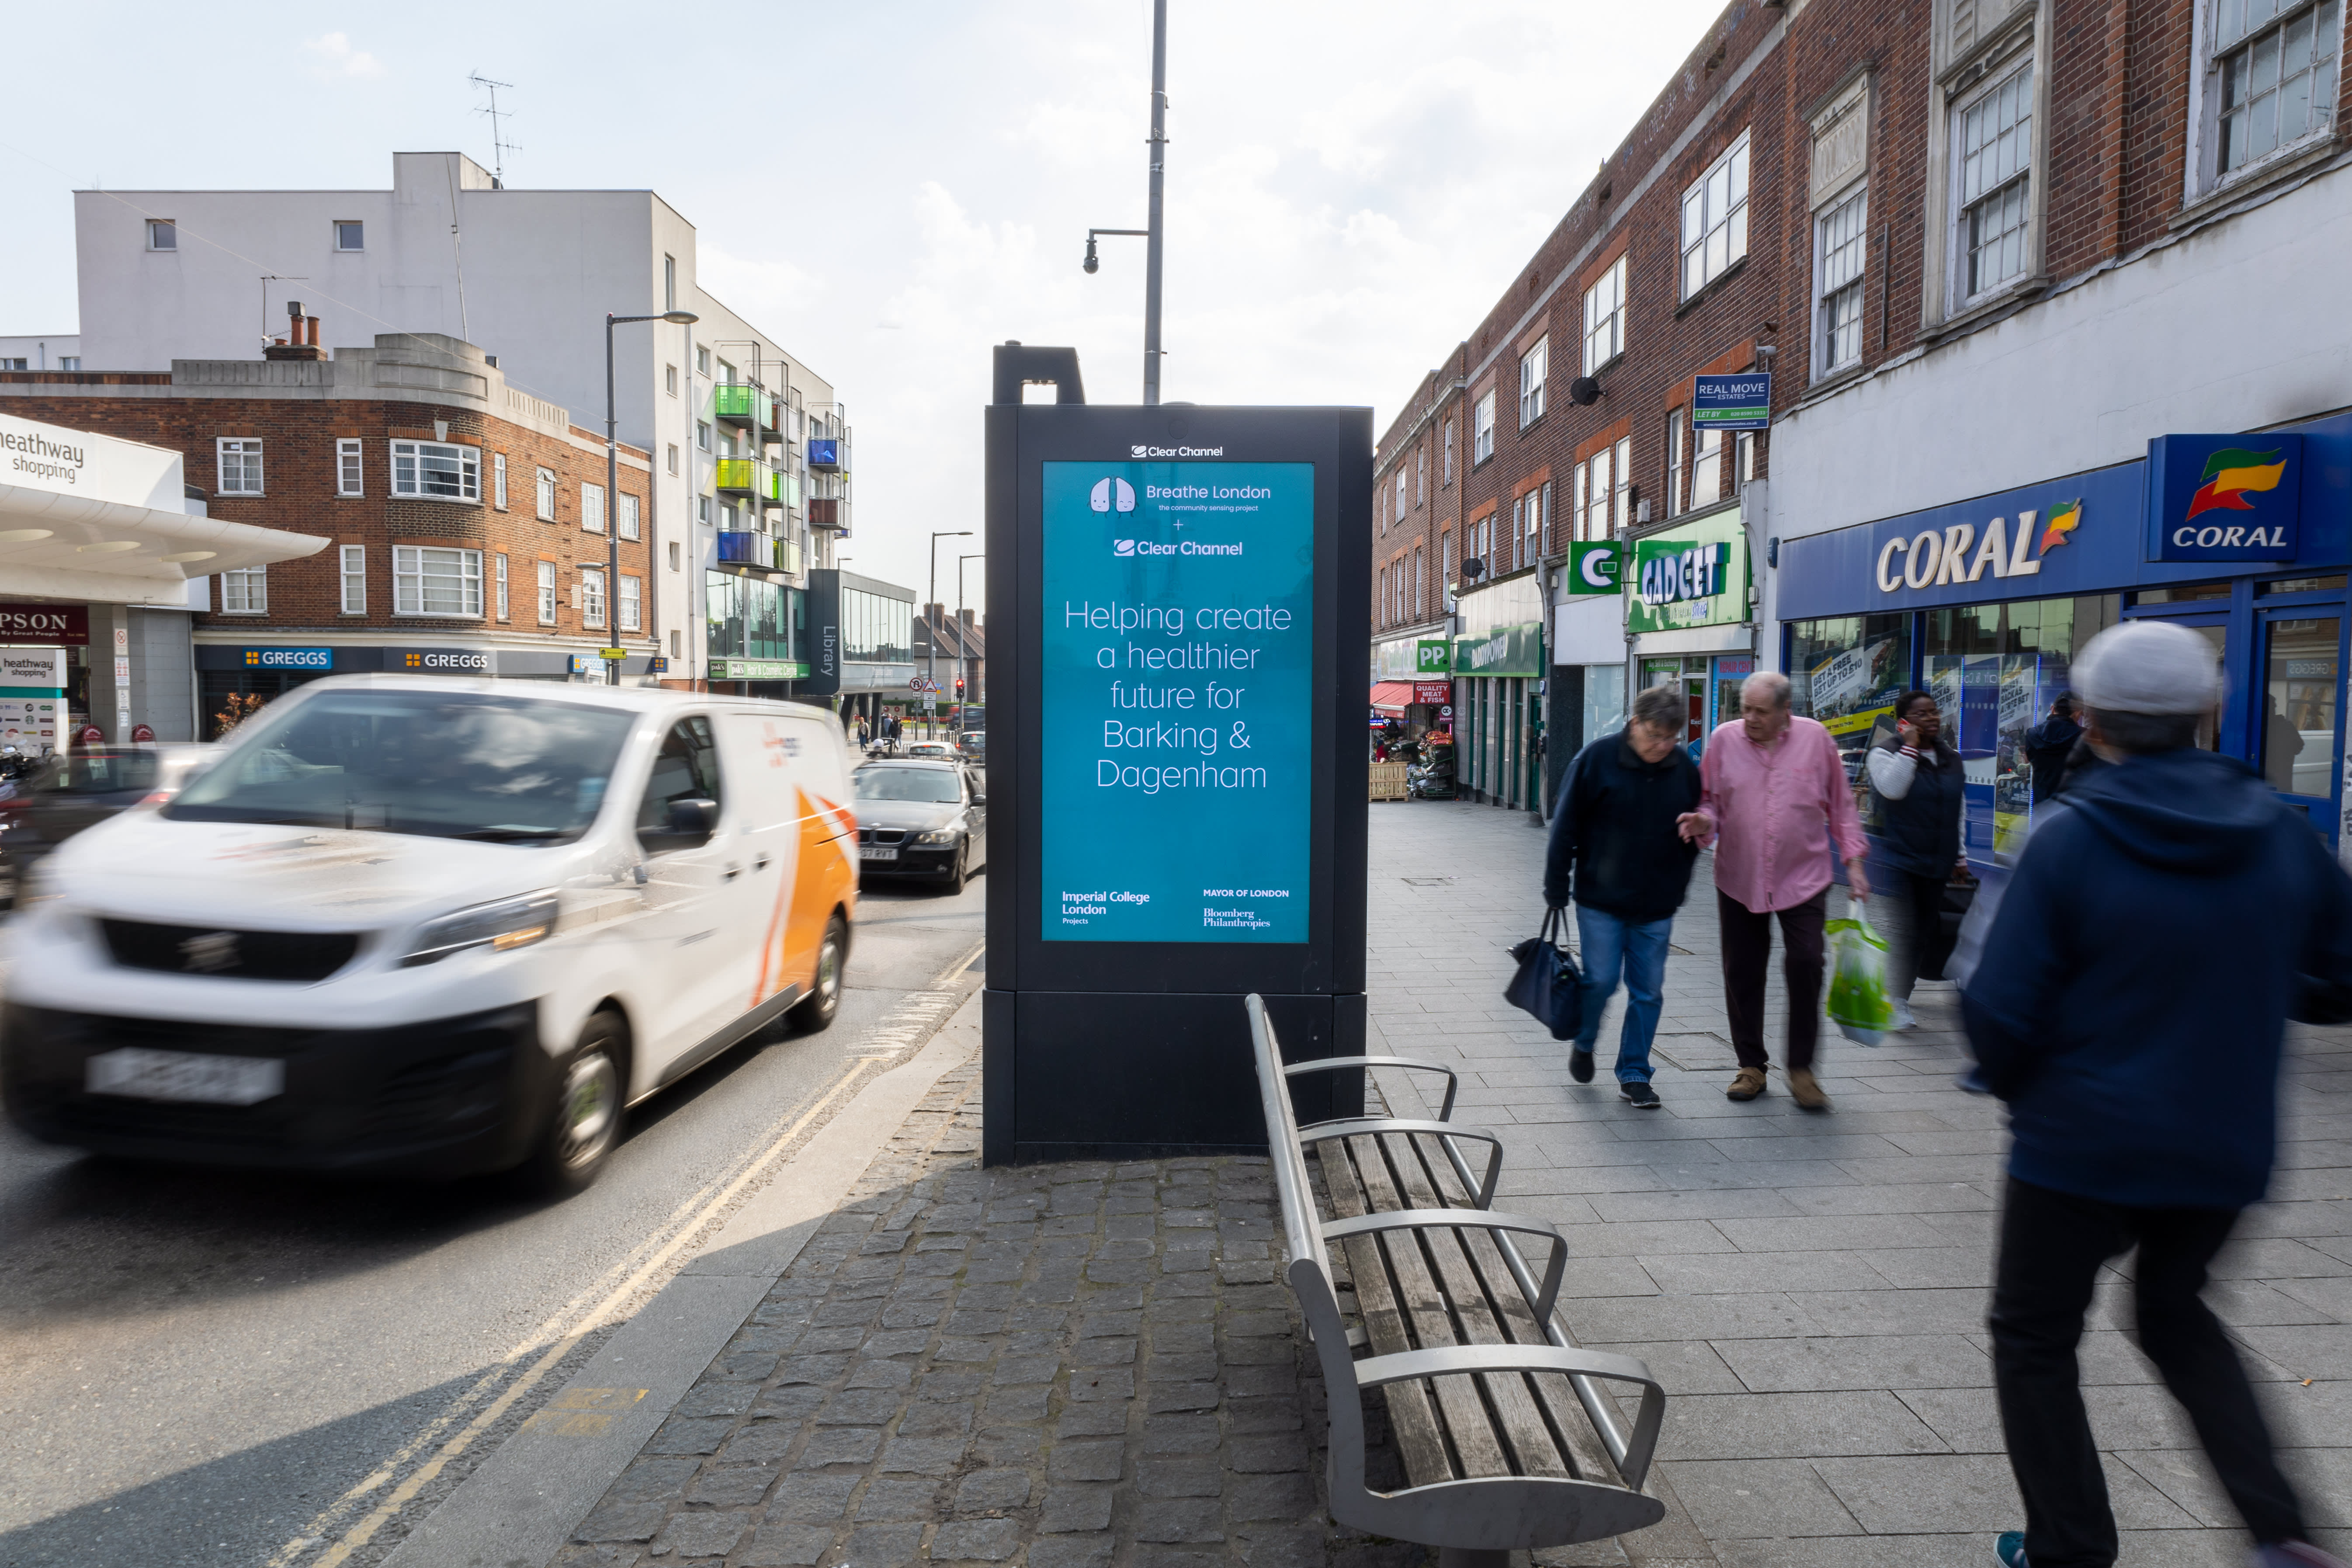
[552,1053,1428,1568]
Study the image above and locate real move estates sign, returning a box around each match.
[1040,461,1314,944]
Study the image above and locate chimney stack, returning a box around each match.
[264,301,327,361]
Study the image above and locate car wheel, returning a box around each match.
[789,912,847,1033]
[939,843,967,895]
[516,1013,624,1197]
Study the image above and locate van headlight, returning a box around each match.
[401,891,560,967]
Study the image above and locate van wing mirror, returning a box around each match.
[638,796,719,853]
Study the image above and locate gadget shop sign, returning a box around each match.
[0,604,88,646]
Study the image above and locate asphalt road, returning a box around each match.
[0,869,986,1568]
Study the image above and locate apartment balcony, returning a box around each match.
[717,531,765,567]
[714,458,757,496]
[808,437,846,473]
[713,383,775,436]
[808,497,845,532]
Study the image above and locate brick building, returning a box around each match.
[1374,0,2352,849]
[0,329,659,736]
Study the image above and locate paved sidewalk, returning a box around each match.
[1366,798,2352,1567]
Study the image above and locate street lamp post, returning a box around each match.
[606,308,699,684]
[955,552,983,739]
[1081,0,1169,404]
[927,530,972,734]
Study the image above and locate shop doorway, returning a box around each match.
[1642,656,1711,753]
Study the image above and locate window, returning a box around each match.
[1583,255,1627,371]
[1378,567,1388,627]
[697,496,712,526]
[619,493,640,541]
[537,560,558,624]
[2213,0,2341,177]
[664,255,677,312]
[1681,132,1752,298]
[1589,446,1614,536]
[1518,337,1548,428]
[670,628,682,659]
[58,357,79,372]
[668,541,680,571]
[1665,410,1686,519]
[1442,531,1454,590]
[334,220,364,251]
[1415,446,1426,506]
[1414,546,1424,619]
[336,439,363,496]
[1442,419,1455,486]
[339,546,366,614]
[1692,425,1725,511]
[1572,460,1590,541]
[1738,430,1760,489]
[220,565,267,614]
[636,718,723,840]
[1540,481,1554,558]
[666,364,679,397]
[696,421,711,453]
[666,443,679,476]
[1395,470,1407,525]
[718,360,735,384]
[0,359,26,371]
[393,545,484,617]
[535,466,557,521]
[581,483,607,534]
[696,347,711,377]
[1611,437,1633,531]
[1472,390,1496,465]
[1956,65,2035,301]
[1816,185,1870,375]
[493,452,508,510]
[1523,490,1540,561]
[390,440,481,501]
[579,568,607,629]
[619,574,642,632]
[216,438,263,496]
[147,219,176,251]
[496,553,509,621]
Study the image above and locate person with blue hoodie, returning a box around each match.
[1964,621,2352,1568]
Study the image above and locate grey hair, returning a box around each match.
[2087,706,2200,756]
[1630,685,1684,730]
[1744,669,1793,709]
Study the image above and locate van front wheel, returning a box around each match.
[789,913,846,1034]
[517,1014,624,1197]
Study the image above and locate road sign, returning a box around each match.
[598,647,627,661]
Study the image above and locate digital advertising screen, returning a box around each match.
[1038,460,1315,944]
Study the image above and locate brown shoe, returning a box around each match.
[1788,1068,1831,1111]
[1726,1066,1768,1101]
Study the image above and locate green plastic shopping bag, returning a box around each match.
[1824,915,1894,1045]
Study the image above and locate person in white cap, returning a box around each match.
[1963,620,2352,1568]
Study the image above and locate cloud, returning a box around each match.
[301,32,384,79]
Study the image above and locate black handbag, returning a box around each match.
[1505,906,1586,1041]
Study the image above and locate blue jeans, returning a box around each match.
[1573,906,1673,1084]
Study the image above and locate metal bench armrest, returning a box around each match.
[1294,1117,1504,1207]
[1284,1054,1457,1120]
[1320,1207,1568,1320]
[1354,1344,1669,1490]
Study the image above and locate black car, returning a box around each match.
[853,759,987,892]
[1,745,212,887]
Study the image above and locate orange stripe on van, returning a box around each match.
[750,787,860,1009]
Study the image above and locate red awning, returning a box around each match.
[1370,681,1417,713]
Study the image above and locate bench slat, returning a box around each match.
[1396,1130,1627,1487]
[1312,1138,1456,1485]
[1376,1132,1578,1481]
[1344,1133,1516,1484]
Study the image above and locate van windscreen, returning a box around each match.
[166,692,636,843]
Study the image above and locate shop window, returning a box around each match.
[2265,615,2341,797]
[2263,575,2349,594]
[1789,612,1915,825]
[2134,582,2232,604]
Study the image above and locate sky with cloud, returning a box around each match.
[0,0,1727,605]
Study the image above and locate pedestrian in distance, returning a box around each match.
[1866,689,1967,1031]
[1676,669,1870,1111]
[2022,693,2083,805]
[1963,620,2352,1568]
[1541,683,1702,1109]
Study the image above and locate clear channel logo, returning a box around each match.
[1114,539,1136,557]
[1089,477,1136,513]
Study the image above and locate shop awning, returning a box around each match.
[1370,680,1417,713]
[0,479,328,606]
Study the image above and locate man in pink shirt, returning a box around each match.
[1677,670,1870,1110]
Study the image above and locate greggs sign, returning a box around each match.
[2146,434,2300,563]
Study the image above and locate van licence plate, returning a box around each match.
[860,846,898,862]
[86,1048,284,1106]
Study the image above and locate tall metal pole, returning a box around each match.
[604,315,621,685]
[1143,0,1167,406]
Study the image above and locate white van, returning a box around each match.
[0,676,860,1193]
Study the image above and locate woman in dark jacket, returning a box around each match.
[1866,689,1967,1029]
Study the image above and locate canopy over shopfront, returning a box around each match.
[1369,680,1418,713]
[0,413,325,604]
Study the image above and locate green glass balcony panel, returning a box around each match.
[715,458,756,493]
[713,383,758,425]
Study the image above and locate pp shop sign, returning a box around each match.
[2146,434,2301,563]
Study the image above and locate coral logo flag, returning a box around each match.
[2144,433,2301,564]
[2186,447,2288,520]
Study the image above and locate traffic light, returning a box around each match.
[955,677,965,694]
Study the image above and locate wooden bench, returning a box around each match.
[1248,995,1666,1567]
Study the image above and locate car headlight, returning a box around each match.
[912,826,962,845]
[401,890,560,966]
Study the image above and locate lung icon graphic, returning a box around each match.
[1091,477,1137,514]
[1090,478,1112,512]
